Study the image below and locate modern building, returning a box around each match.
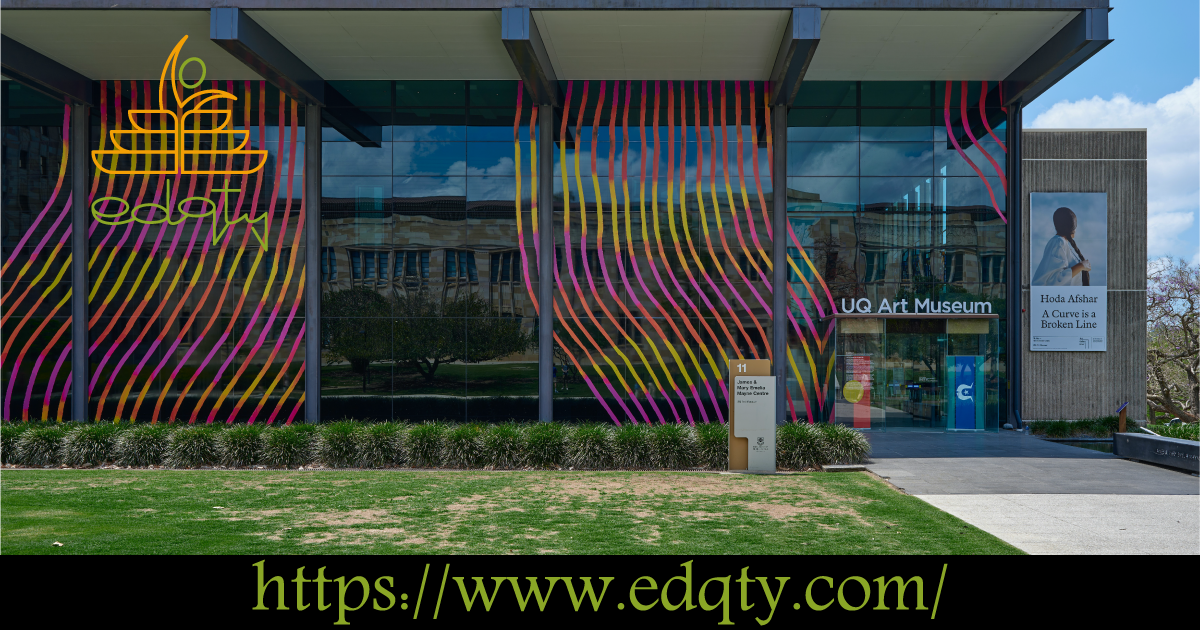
[1,1,1145,429]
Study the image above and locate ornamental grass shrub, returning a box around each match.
[566,423,613,470]
[443,423,485,468]
[15,424,68,467]
[612,424,653,469]
[356,422,406,468]
[776,422,824,470]
[63,422,123,466]
[406,422,445,468]
[525,422,568,469]
[1146,422,1200,441]
[166,425,220,468]
[817,423,871,464]
[2,422,31,464]
[115,424,171,467]
[481,423,525,469]
[315,421,362,468]
[650,423,697,469]
[262,425,314,468]
[219,424,265,468]
[695,422,728,470]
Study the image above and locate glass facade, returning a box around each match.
[1,82,73,422]
[788,81,1007,430]
[321,81,538,422]
[0,77,1008,430]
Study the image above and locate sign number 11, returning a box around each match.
[737,364,746,373]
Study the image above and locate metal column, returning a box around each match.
[70,101,89,422]
[772,105,788,424]
[304,102,322,423]
[1006,103,1023,428]
[538,104,555,422]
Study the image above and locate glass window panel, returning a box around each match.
[392,176,466,199]
[469,81,520,107]
[788,142,858,176]
[323,141,391,175]
[468,109,520,141]
[792,81,856,107]
[785,177,858,211]
[786,109,858,141]
[861,82,931,107]
[860,142,933,176]
[861,177,934,212]
[321,108,391,142]
[935,139,1006,177]
[860,109,934,141]
[467,142,518,176]
[393,142,466,176]
[396,81,466,107]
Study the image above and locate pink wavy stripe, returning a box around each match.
[553,81,627,425]
[189,98,300,423]
[57,372,71,421]
[945,81,1007,224]
[960,81,1007,191]
[639,82,712,424]
[736,82,772,284]
[579,81,652,424]
[704,81,771,361]
[22,316,72,419]
[247,322,305,424]
[782,297,818,416]
[559,81,638,425]
[609,80,686,424]
[0,102,70,278]
[786,216,837,316]
[688,81,761,360]
[153,85,274,422]
[0,195,72,358]
[593,82,667,423]
[88,80,131,248]
[220,275,304,422]
[513,83,540,315]
[106,82,249,414]
[748,81,773,241]
[1,228,73,422]
[43,341,73,418]
[171,90,292,422]
[979,81,1007,153]
[648,82,718,423]
[267,362,305,425]
[0,200,72,324]
[624,81,699,424]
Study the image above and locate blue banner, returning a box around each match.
[954,357,977,430]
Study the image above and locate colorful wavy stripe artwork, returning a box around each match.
[1,80,306,424]
[511,80,839,426]
[0,101,74,422]
[944,80,1008,224]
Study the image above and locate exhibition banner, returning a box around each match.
[1029,193,1108,351]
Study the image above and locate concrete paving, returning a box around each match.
[863,430,1200,554]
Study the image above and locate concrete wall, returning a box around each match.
[1021,129,1147,422]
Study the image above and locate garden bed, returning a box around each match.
[1,420,869,472]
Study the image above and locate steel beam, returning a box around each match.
[305,102,323,424]
[1004,8,1111,106]
[769,7,820,107]
[1006,103,1023,429]
[210,8,380,147]
[2,35,92,106]
[501,8,559,107]
[70,101,89,422]
[772,104,788,423]
[538,105,555,422]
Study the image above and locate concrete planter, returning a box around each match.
[1113,433,1199,473]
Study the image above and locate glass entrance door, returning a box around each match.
[832,317,998,431]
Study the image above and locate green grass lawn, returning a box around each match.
[1,470,1021,555]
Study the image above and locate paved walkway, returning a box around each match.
[864,430,1200,554]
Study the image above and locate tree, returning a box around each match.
[322,286,392,392]
[1146,258,1199,423]
[393,289,535,383]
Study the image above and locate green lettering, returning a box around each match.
[838,576,870,611]
[699,576,732,625]
[453,577,507,612]
[252,560,287,611]
[373,576,395,611]
[335,576,369,625]
[509,577,561,612]
[805,576,834,611]
[873,576,926,611]
[562,577,614,612]
[754,576,790,625]
[630,576,659,611]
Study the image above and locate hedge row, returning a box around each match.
[1,421,870,470]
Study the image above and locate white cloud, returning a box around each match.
[1028,78,1200,260]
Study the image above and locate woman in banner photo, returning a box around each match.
[1032,206,1091,286]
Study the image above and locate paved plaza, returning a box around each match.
[864,430,1200,554]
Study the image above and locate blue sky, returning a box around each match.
[1025,0,1200,264]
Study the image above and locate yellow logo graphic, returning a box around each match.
[90,35,268,176]
[842,380,864,404]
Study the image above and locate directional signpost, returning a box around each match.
[728,359,775,472]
